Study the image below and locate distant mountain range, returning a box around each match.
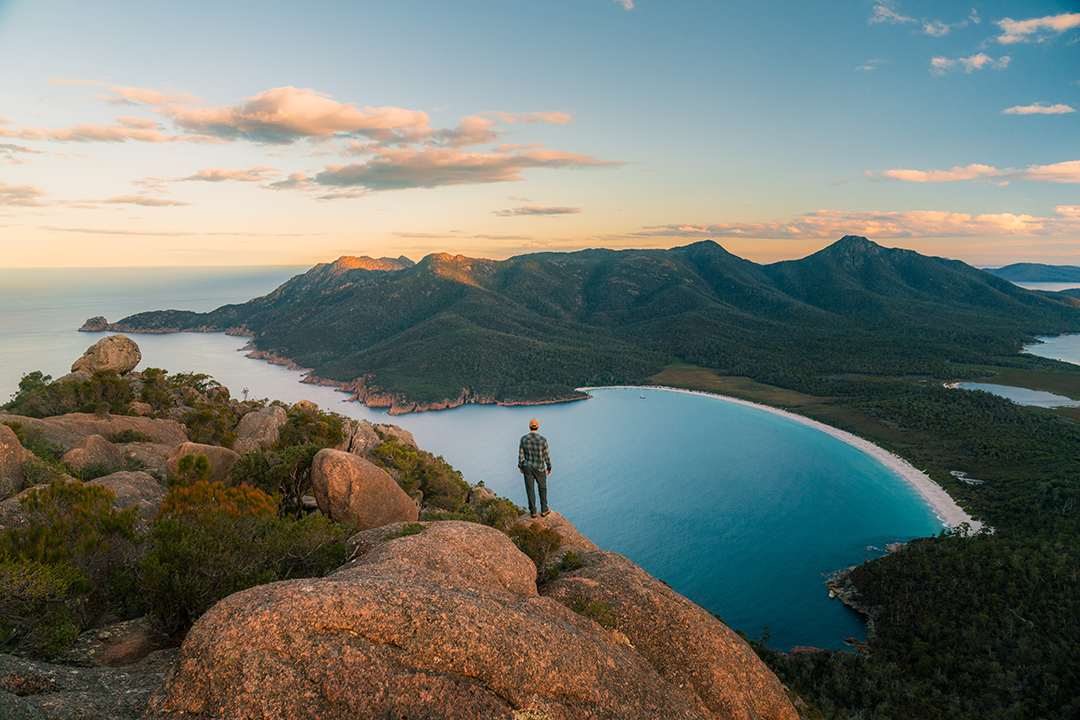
[984,263,1080,283]
[98,236,1080,408]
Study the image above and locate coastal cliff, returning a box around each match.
[0,336,803,720]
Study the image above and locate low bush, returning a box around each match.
[0,479,142,655]
[0,555,85,656]
[570,598,616,629]
[508,522,561,574]
[370,435,470,511]
[142,481,346,635]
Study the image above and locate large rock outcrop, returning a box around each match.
[146,521,801,720]
[165,443,240,485]
[87,471,168,522]
[0,423,33,499]
[310,448,418,530]
[61,434,125,475]
[232,405,287,454]
[545,550,798,720]
[70,334,142,376]
[0,414,187,454]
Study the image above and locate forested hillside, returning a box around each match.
[102,237,1080,406]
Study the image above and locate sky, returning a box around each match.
[0,0,1077,268]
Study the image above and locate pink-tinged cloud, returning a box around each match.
[874,164,1005,182]
[996,12,1080,44]
[633,207,1080,240]
[1002,103,1076,115]
[0,143,39,164]
[930,53,1010,75]
[50,78,202,107]
[100,196,191,207]
[165,86,431,144]
[392,231,457,238]
[313,147,622,192]
[178,167,280,182]
[0,182,46,206]
[265,172,312,191]
[1056,206,1080,217]
[470,234,534,240]
[435,112,574,148]
[869,2,914,25]
[614,0,634,10]
[870,160,1080,184]
[493,205,582,217]
[0,117,208,144]
[116,116,162,130]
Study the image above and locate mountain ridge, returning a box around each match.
[91,237,1080,408]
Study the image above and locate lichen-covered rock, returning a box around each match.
[377,423,417,448]
[0,423,32,499]
[232,405,287,454]
[117,442,172,478]
[310,448,417,530]
[467,483,497,505]
[0,414,187,453]
[61,434,124,474]
[143,522,717,720]
[346,419,380,455]
[545,550,799,720]
[87,471,167,521]
[165,442,240,486]
[0,648,176,720]
[71,334,141,376]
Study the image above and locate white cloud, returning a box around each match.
[493,205,581,217]
[0,182,46,206]
[869,160,1080,184]
[869,2,914,25]
[633,206,1080,240]
[614,0,633,9]
[1002,103,1076,115]
[930,53,1010,75]
[856,59,888,71]
[995,12,1080,44]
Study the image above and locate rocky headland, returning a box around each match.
[0,336,803,720]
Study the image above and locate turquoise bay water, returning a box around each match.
[0,267,945,650]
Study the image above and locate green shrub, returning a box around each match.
[384,522,427,540]
[170,453,211,487]
[433,497,524,530]
[142,482,346,634]
[571,598,616,629]
[370,436,470,511]
[3,370,134,418]
[3,421,64,462]
[507,522,561,574]
[561,550,583,572]
[0,479,141,653]
[108,429,154,444]
[0,555,85,656]
[228,444,320,516]
[277,405,344,449]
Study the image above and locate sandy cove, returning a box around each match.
[582,385,984,534]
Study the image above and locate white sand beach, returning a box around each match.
[581,385,984,533]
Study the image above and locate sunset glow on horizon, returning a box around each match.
[1,0,1076,268]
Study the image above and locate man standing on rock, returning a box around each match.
[518,418,552,518]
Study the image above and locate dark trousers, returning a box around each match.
[522,466,548,515]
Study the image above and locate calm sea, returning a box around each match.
[0,266,951,650]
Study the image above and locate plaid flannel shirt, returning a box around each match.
[518,432,551,471]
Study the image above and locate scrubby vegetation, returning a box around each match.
[141,481,347,635]
[1,367,535,657]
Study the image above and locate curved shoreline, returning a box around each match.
[581,384,983,533]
